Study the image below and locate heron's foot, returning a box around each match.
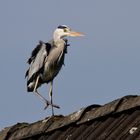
[44,100,60,110]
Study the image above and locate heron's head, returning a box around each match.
[53,25,84,40]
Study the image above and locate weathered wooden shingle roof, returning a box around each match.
[1,95,140,140]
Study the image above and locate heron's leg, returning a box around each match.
[49,81,54,116]
[33,76,59,109]
[33,76,49,108]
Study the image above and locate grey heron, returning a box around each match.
[25,25,84,115]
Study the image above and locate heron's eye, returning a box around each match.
[63,28,67,32]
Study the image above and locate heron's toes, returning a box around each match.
[52,104,60,109]
[44,100,60,110]
[43,100,49,110]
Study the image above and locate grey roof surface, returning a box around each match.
[1,95,140,140]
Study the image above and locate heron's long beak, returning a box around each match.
[68,31,84,37]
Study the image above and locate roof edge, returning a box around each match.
[1,95,140,140]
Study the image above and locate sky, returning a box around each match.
[0,0,140,130]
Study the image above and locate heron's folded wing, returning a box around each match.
[26,41,51,82]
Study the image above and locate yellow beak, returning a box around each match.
[68,31,85,37]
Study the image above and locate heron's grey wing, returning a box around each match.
[26,41,51,82]
[27,41,48,64]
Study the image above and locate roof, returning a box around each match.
[1,95,140,140]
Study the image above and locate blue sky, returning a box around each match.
[0,0,140,129]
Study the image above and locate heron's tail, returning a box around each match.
[27,87,34,92]
[27,81,35,92]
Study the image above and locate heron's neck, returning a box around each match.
[53,32,64,44]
